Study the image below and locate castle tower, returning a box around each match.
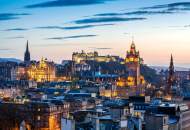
[166,54,175,95]
[24,40,30,63]
[125,40,141,86]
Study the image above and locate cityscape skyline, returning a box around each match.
[1,0,190,67]
[1,1,190,130]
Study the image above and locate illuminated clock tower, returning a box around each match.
[116,40,145,98]
[125,40,142,86]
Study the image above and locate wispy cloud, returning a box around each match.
[35,23,114,30]
[36,43,80,47]
[25,0,117,8]
[0,48,12,51]
[126,10,175,15]
[35,26,65,30]
[3,28,28,31]
[63,23,114,30]
[142,2,190,11]
[46,34,97,40]
[94,10,175,17]
[46,37,66,40]
[5,36,25,39]
[184,24,190,27]
[94,13,122,17]
[0,13,30,21]
[92,2,190,18]
[0,48,15,54]
[73,17,146,24]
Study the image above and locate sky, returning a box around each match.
[0,0,190,67]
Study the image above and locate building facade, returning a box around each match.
[0,62,18,81]
[72,50,120,63]
[0,101,63,130]
[27,58,55,82]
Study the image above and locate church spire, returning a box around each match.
[169,54,174,76]
[26,40,29,52]
[166,54,175,95]
[24,40,30,63]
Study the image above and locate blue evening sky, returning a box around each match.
[0,0,190,67]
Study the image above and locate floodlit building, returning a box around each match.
[72,50,120,63]
[117,41,145,98]
[27,58,56,82]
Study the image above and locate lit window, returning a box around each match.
[37,116,40,120]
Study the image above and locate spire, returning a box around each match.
[132,36,134,44]
[167,54,175,95]
[170,54,173,65]
[130,37,136,54]
[24,40,30,63]
[169,54,174,75]
[26,40,29,52]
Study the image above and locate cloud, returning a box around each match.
[6,36,25,39]
[35,23,114,30]
[73,17,146,24]
[94,10,175,17]
[63,23,114,30]
[184,24,190,27]
[25,0,117,8]
[36,42,81,47]
[142,2,190,11]
[94,13,122,16]
[46,37,65,40]
[35,26,64,30]
[125,10,175,15]
[0,48,14,54]
[46,34,97,40]
[0,13,30,21]
[0,48,12,51]
[3,28,28,31]
[93,2,190,18]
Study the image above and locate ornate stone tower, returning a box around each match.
[116,40,145,98]
[166,54,175,95]
[125,41,141,86]
[24,40,30,63]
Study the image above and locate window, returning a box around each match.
[163,118,166,125]
[37,116,41,121]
